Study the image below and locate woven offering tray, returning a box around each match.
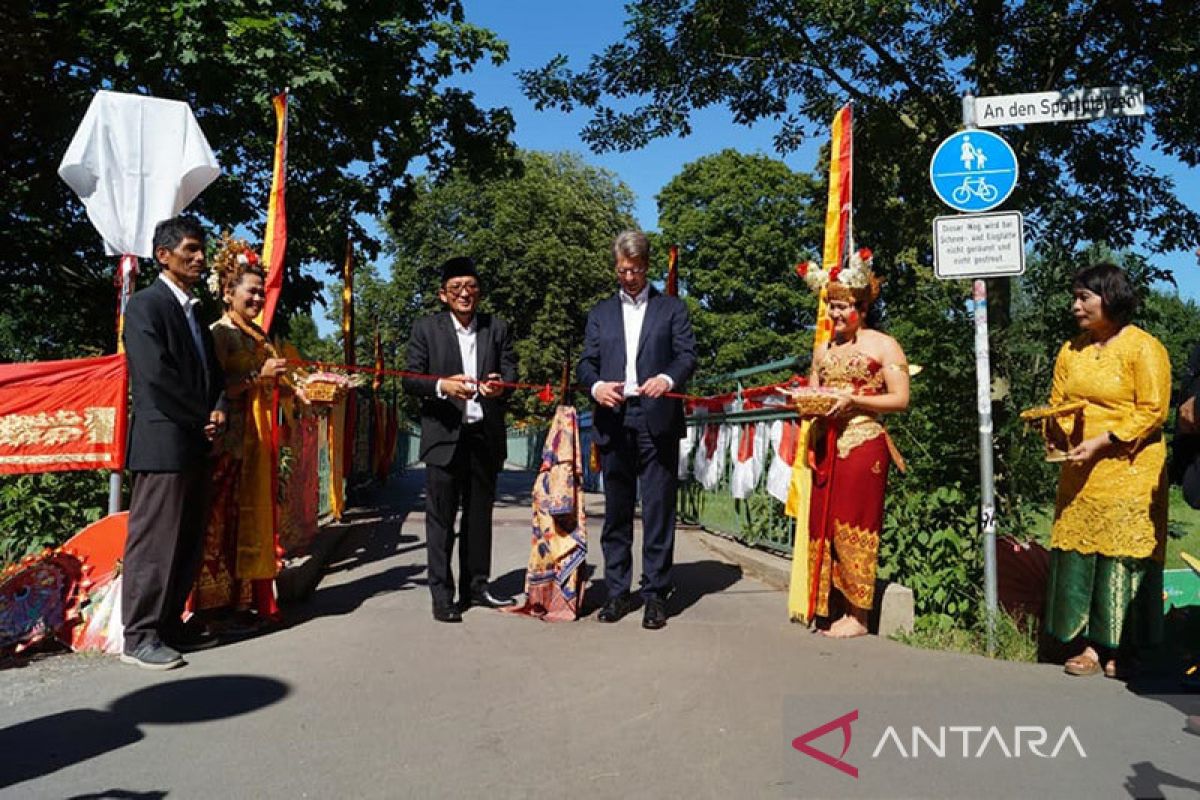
[1018,400,1086,422]
[303,379,344,404]
[786,388,840,417]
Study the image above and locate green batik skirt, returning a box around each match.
[1044,548,1163,651]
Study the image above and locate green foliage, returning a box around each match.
[894,607,1039,663]
[364,150,637,420]
[656,149,823,380]
[879,483,982,623]
[0,472,108,566]
[1,0,516,362]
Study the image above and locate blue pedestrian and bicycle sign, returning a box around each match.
[929,129,1018,213]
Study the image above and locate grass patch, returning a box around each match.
[893,607,1039,663]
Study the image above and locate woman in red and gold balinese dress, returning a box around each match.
[193,236,298,630]
[806,265,909,639]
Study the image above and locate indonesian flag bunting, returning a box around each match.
[788,103,853,624]
[257,90,289,333]
[0,355,128,474]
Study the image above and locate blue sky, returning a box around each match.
[315,1,1199,328]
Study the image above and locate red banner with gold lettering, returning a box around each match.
[0,354,128,474]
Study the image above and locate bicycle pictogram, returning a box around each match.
[951,176,999,204]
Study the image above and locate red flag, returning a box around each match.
[258,90,288,333]
[666,244,679,297]
[0,355,128,474]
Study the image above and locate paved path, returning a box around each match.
[1,470,1197,799]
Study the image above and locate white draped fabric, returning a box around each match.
[59,90,220,257]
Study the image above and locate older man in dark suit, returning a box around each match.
[120,215,225,669]
[578,230,696,629]
[404,257,518,622]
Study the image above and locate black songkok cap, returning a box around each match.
[440,256,479,284]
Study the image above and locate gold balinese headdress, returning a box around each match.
[209,232,263,299]
[795,247,881,305]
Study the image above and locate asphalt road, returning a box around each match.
[1,470,1197,799]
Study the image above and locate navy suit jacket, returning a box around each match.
[122,278,224,472]
[577,287,696,445]
[402,311,517,468]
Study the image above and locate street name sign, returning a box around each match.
[929,130,1018,213]
[933,212,1025,280]
[971,86,1145,127]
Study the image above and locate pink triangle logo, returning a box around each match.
[792,709,859,779]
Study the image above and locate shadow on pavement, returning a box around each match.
[1124,760,1200,798]
[0,675,289,790]
[66,791,168,799]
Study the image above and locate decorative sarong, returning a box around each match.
[195,452,249,610]
[807,419,889,616]
[1044,548,1163,650]
[510,405,587,622]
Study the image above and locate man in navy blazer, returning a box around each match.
[120,215,225,669]
[578,230,696,629]
[404,257,518,622]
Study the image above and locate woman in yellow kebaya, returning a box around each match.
[1044,263,1170,678]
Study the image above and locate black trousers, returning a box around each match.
[121,464,211,650]
[424,424,499,608]
[600,403,680,600]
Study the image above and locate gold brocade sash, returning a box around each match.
[839,414,906,473]
[236,380,277,579]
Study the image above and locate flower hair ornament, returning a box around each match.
[209,232,264,299]
[794,247,881,305]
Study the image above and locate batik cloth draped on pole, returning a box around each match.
[510,406,588,622]
[788,103,853,623]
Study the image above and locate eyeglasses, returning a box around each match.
[444,282,480,295]
[615,267,647,277]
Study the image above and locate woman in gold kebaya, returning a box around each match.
[193,236,298,628]
[801,251,910,638]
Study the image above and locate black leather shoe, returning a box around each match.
[467,588,516,610]
[433,605,463,623]
[163,619,220,652]
[597,592,638,623]
[642,596,668,630]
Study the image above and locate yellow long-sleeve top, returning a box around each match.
[1049,325,1170,559]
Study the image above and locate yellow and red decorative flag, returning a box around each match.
[666,244,679,297]
[258,90,288,334]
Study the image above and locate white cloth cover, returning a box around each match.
[59,90,220,257]
[678,425,697,480]
[766,419,796,503]
[693,423,730,491]
[730,421,768,500]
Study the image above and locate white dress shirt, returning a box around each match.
[437,314,483,424]
[592,287,674,401]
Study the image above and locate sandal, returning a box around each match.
[1064,654,1102,677]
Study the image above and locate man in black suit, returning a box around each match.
[578,230,696,629]
[404,257,518,622]
[120,215,225,669]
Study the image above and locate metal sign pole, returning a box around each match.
[963,93,999,654]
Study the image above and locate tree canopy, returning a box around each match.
[1,0,516,361]
[520,0,1200,259]
[656,149,822,378]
